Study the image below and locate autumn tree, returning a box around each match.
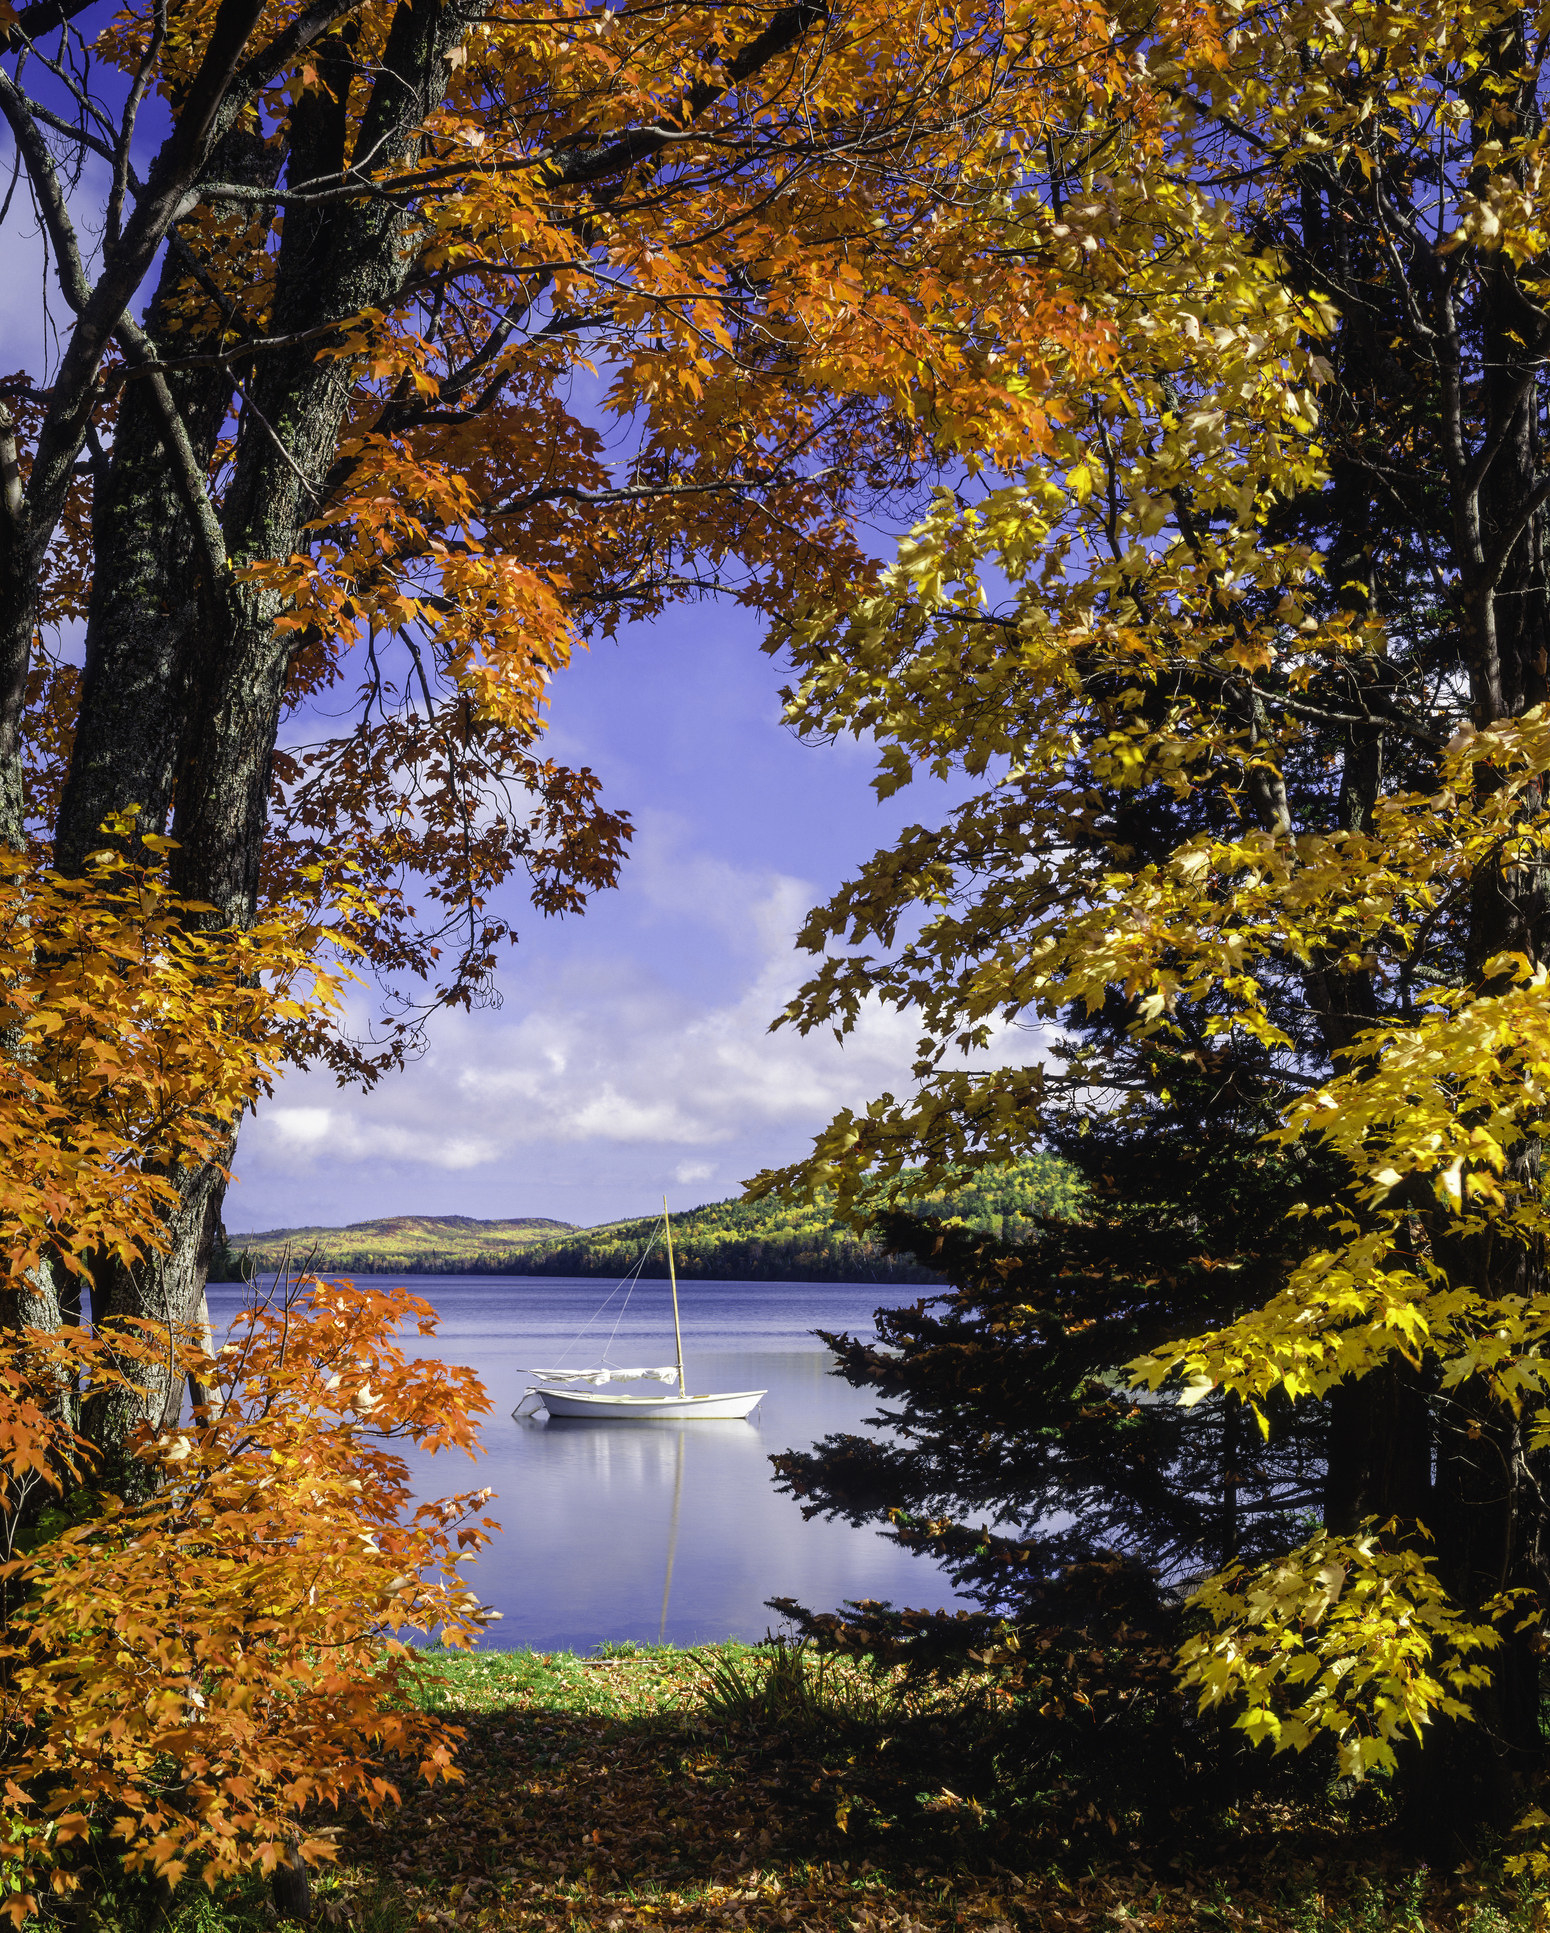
[751,0,1550,1833]
[0,836,504,1910]
[0,1272,496,1921]
[0,0,1196,1470]
[0,0,1255,1896]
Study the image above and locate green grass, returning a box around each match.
[58,1640,1550,1933]
[403,1641,766,1722]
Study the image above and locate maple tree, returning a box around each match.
[0,1274,493,1922]
[0,0,1230,1900]
[0,823,496,1910]
[0,0,1200,1472]
[749,0,1550,1836]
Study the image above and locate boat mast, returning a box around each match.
[659,1426,685,1642]
[664,1196,687,1398]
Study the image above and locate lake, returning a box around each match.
[205,1274,971,1652]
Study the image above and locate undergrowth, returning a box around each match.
[44,1642,1550,1933]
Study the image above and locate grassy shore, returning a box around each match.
[275,1644,1550,1933]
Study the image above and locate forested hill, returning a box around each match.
[224,1159,1080,1283]
[219,1214,573,1278]
[509,1159,1082,1282]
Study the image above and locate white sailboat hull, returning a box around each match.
[532,1385,766,1420]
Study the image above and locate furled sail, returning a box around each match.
[529,1366,679,1385]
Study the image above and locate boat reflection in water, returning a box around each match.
[514,1413,759,1639]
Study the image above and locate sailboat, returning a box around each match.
[520,1200,767,1421]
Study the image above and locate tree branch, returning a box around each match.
[0,66,93,313]
[4,0,111,50]
[107,0,168,251]
[1471,472,1550,605]
[552,0,828,187]
[482,471,785,520]
[1247,682,1449,751]
[114,317,230,584]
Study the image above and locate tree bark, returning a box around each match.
[1323,1364,1433,1538]
[55,130,275,873]
[60,0,466,1473]
[270,1837,313,1924]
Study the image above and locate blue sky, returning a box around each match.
[0,114,1024,1239]
[226,600,1003,1233]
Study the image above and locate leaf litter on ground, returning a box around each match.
[318,1646,1550,1933]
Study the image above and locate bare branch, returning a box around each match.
[482,471,785,520]
[8,85,115,166]
[553,0,828,186]
[107,0,168,251]
[1471,473,1550,604]
[3,0,114,52]
[0,69,92,313]
[1247,682,1449,751]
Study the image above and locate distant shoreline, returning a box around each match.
[217,1255,942,1285]
[220,1157,1077,1288]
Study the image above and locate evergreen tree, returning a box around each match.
[754,0,1550,1828]
[773,1050,1334,1605]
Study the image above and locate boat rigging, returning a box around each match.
[516,1199,766,1421]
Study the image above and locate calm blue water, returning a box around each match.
[205,1275,969,1651]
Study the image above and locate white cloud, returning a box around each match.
[230,839,1043,1228]
[437,945,922,1150]
[264,1107,334,1150]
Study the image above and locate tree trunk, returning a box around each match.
[54,132,274,873]
[76,1148,230,1494]
[53,136,270,1479]
[54,0,463,1475]
[270,1837,313,1924]
[1322,1362,1432,1538]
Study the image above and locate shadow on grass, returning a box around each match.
[50,1648,1550,1933]
[325,1647,1550,1933]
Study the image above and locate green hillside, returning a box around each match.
[223,1158,1080,1283]
[494,1157,1080,1282]
[220,1214,572,1278]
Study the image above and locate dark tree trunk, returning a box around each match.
[270,1838,313,1924]
[54,132,274,874]
[54,137,269,1480]
[76,1153,228,1492]
[54,0,465,1474]
[171,0,463,924]
[1270,34,1550,1825]
[1323,1363,1432,1538]
[0,548,40,850]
